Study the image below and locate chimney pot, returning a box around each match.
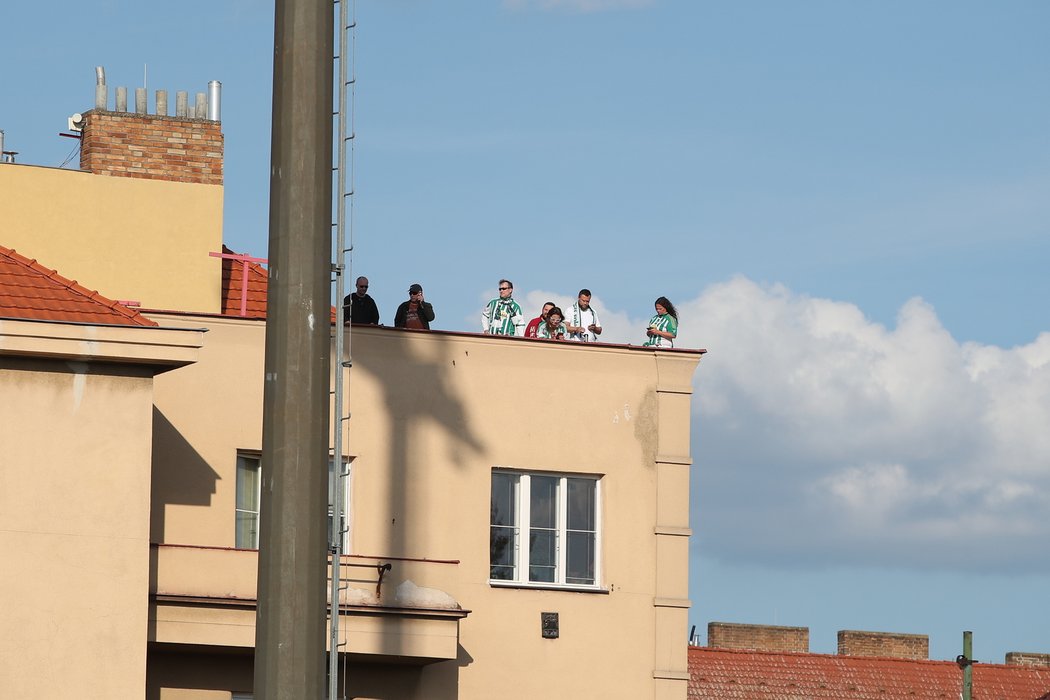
[207,80,222,121]
[94,67,108,110]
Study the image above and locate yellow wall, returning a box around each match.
[0,163,223,313]
[147,319,701,700]
[0,320,201,700]
[0,358,157,699]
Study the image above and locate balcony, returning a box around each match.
[149,543,469,663]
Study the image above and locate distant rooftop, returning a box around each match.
[688,646,1050,700]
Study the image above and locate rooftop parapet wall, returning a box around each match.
[838,629,929,660]
[80,110,223,185]
[1006,652,1050,667]
[708,622,810,653]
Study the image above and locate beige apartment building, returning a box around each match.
[0,87,702,700]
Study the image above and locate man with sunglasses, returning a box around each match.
[343,276,380,325]
[482,279,525,336]
[394,283,435,330]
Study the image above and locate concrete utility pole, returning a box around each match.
[957,630,974,700]
[254,0,334,697]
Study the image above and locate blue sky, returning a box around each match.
[4,0,1049,663]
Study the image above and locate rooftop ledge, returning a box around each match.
[144,309,707,356]
[0,317,203,371]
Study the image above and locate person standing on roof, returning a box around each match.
[394,283,435,330]
[565,288,602,342]
[482,279,525,336]
[643,296,678,348]
[343,276,380,325]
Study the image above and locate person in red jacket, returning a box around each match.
[524,301,555,338]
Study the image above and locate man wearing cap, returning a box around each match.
[394,283,435,330]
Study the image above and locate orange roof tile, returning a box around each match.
[220,245,269,319]
[689,646,1050,700]
[0,245,156,327]
[219,245,336,323]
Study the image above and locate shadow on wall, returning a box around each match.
[352,329,486,560]
[350,329,486,698]
[146,648,253,700]
[149,406,220,543]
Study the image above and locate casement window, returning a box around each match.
[490,470,600,588]
[235,453,351,551]
[235,454,262,549]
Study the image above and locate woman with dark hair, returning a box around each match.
[537,306,567,340]
[643,296,678,347]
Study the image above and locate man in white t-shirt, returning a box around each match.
[565,289,602,343]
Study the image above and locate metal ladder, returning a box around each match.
[328,0,357,697]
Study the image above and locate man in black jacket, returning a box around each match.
[394,283,435,330]
[343,276,380,325]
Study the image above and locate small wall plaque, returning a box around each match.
[541,611,559,639]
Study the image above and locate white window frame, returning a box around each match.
[235,453,262,549]
[489,468,602,590]
[235,452,352,552]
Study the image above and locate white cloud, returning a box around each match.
[672,276,1050,572]
[471,275,1050,572]
[504,0,655,13]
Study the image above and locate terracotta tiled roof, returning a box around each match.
[0,245,156,327]
[220,245,269,319]
[218,245,337,323]
[689,646,1050,700]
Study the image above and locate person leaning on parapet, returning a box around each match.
[536,306,567,340]
[524,301,555,338]
[482,279,525,336]
[394,283,435,330]
[343,276,380,325]
[565,288,602,342]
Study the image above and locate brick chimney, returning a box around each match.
[79,75,222,185]
[708,622,809,653]
[1005,652,1050,667]
[837,630,928,660]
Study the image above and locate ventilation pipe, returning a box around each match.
[95,66,107,110]
[207,80,222,121]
